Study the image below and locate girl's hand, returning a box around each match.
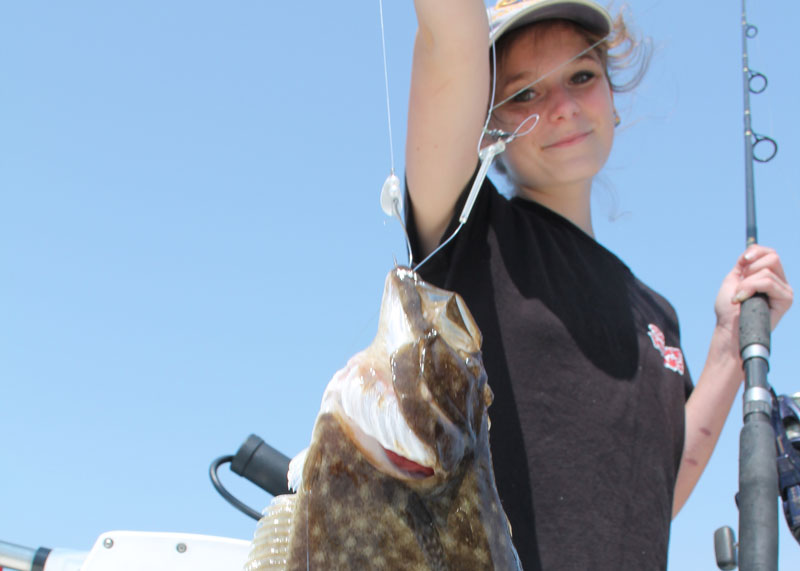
[715,245,793,337]
[675,245,791,517]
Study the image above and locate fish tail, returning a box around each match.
[244,493,297,570]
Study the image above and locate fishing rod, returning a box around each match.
[715,0,780,569]
[735,0,780,568]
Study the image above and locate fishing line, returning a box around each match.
[410,112,541,272]
[403,36,539,273]
[378,0,396,175]
[377,0,408,263]
[490,34,611,111]
[476,41,501,152]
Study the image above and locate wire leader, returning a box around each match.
[377,7,612,273]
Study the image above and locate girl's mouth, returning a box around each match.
[544,130,591,149]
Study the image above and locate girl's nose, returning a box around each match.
[547,85,580,122]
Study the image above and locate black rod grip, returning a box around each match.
[231,434,291,496]
[739,294,771,354]
[738,416,779,571]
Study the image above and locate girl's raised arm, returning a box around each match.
[406,0,490,256]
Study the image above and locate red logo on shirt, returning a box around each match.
[647,324,685,376]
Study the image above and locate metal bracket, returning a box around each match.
[744,386,773,417]
[742,343,770,362]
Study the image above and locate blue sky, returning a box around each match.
[2,1,799,569]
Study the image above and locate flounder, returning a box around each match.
[245,268,521,570]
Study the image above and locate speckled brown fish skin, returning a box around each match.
[284,268,521,570]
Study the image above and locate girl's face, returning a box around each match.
[490,22,615,193]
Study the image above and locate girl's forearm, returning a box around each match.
[673,326,743,517]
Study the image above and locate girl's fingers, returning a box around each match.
[732,266,794,328]
[715,246,792,332]
[740,250,787,282]
[733,268,791,300]
[740,244,776,263]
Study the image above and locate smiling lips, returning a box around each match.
[543,130,592,149]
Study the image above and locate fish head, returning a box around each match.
[321,267,492,489]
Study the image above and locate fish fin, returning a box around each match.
[287,447,308,492]
[244,494,297,571]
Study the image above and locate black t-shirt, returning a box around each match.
[405,176,693,570]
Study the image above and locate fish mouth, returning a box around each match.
[379,267,482,357]
[322,354,438,481]
[383,448,434,478]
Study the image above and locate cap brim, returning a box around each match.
[489,0,612,45]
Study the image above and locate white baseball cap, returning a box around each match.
[488,0,612,45]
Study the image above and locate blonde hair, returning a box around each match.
[603,8,652,93]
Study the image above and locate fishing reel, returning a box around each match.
[772,392,800,543]
[715,391,800,570]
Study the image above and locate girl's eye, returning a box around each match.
[571,70,596,85]
[511,88,537,103]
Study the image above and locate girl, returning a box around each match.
[404,0,793,568]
